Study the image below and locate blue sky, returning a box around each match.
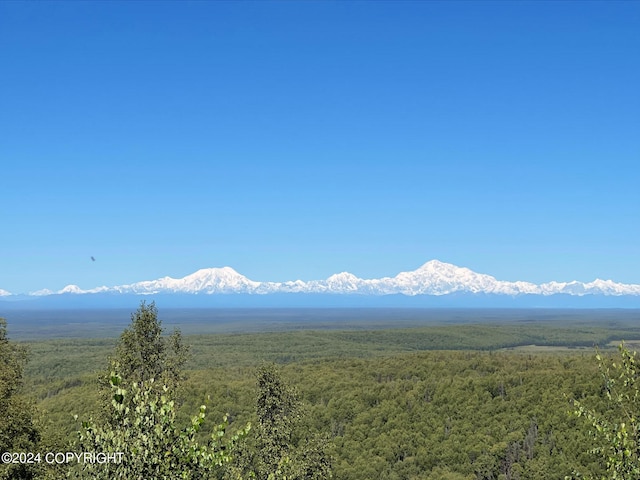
[1,1,638,294]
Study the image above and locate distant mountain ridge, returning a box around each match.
[4,260,640,298]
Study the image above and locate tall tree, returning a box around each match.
[0,318,40,480]
[110,300,189,389]
[226,364,332,479]
[74,302,248,480]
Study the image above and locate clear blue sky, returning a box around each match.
[1,1,638,294]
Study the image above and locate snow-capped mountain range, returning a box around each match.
[5,260,640,298]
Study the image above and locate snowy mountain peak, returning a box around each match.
[326,272,361,282]
[4,260,640,298]
[324,272,364,292]
[29,288,55,297]
[189,266,244,278]
[417,259,455,270]
[413,260,479,279]
[112,266,262,295]
[182,267,255,286]
[59,285,84,294]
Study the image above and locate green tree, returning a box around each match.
[73,302,248,480]
[73,372,247,480]
[226,364,332,479]
[0,318,40,480]
[109,300,189,389]
[571,343,640,479]
[98,301,189,422]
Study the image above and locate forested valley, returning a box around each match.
[3,303,640,479]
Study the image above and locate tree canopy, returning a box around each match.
[110,301,189,389]
[572,343,640,479]
[73,302,247,480]
[0,318,40,480]
[226,364,332,479]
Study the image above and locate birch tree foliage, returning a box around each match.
[71,371,248,480]
[571,343,640,480]
[71,303,249,480]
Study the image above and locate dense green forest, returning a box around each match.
[3,305,640,479]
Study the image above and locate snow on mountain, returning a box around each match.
[0,288,11,297]
[29,288,55,296]
[57,285,111,295]
[111,267,262,294]
[275,279,309,293]
[585,279,640,296]
[318,272,370,293]
[371,260,539,296]
[59,285,85,294]
[14,260,640,297]
[309,260,542,296]
[539,279,640,296]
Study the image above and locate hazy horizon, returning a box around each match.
[6,306,640,341]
